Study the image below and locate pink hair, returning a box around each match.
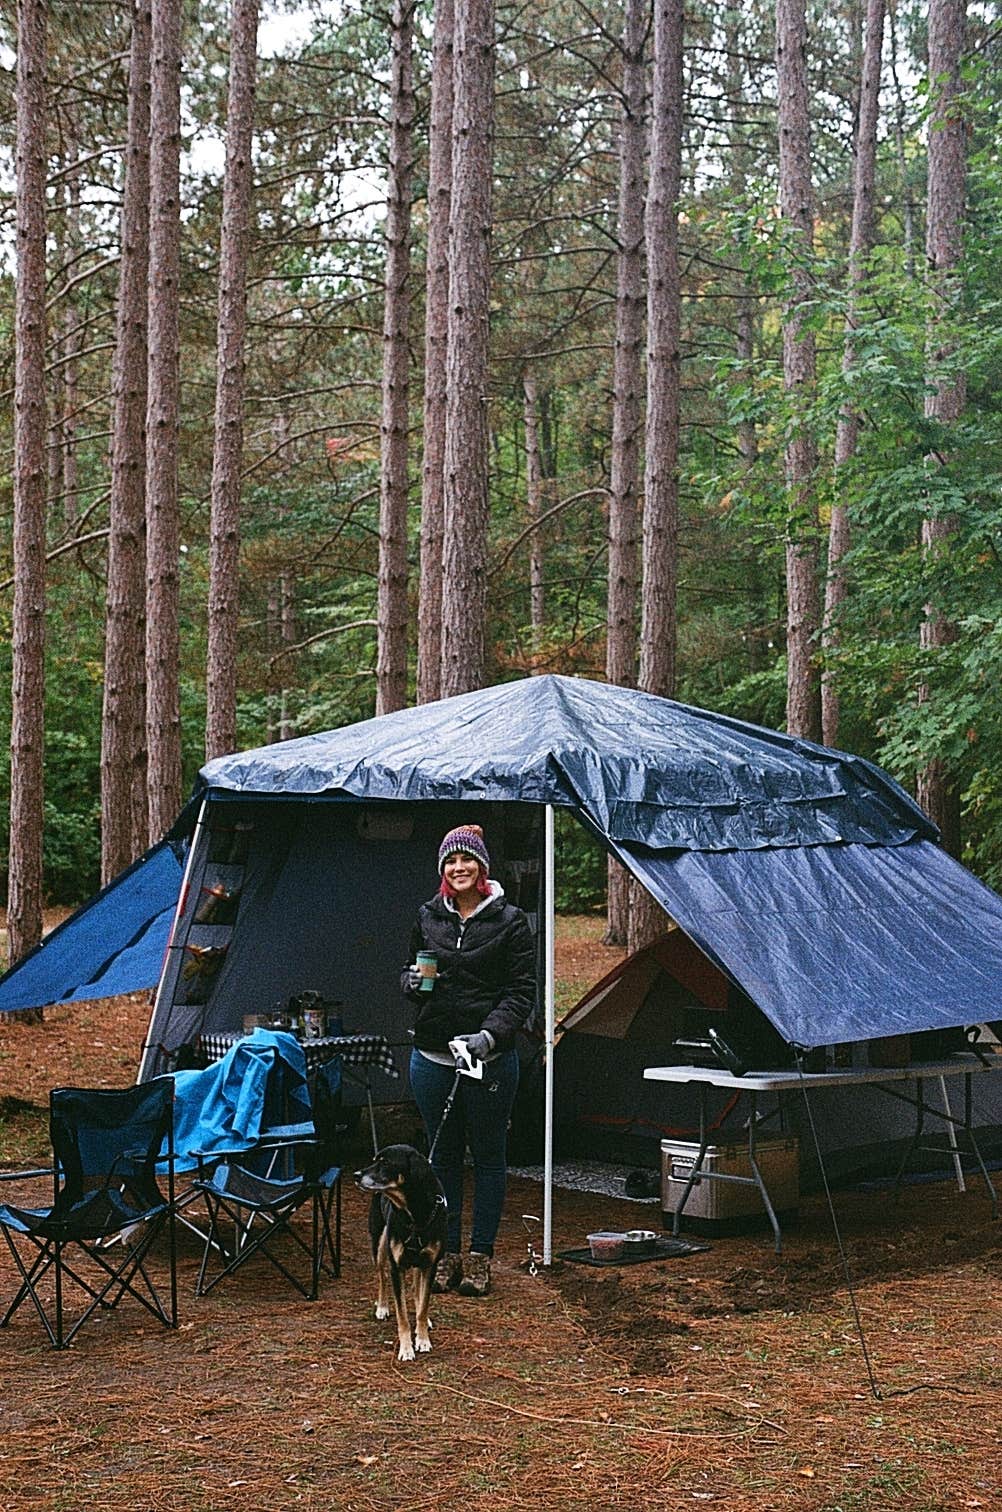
[439,861,491,900]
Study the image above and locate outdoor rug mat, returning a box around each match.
[509,1158,661,1202]
[559,1236,711,1267]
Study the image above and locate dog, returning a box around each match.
[355,1144,448,1362]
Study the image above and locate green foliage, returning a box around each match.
[2,0,1002,913]
[553,810,607,914]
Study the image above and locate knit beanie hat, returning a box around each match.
[438,824,490,874]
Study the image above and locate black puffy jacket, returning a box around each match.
[401,889,537,1053]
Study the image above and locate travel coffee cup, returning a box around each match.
[416,950,438,991]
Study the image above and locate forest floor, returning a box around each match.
[0,914,1000,1510]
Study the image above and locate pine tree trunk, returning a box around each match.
[9,0,48,964]
[822,0,884,748]
[206,0,258,760]
[279,563,295,741]
[57,117,82,532]
[523,368,545,652]
[605,0,646,947]
[630,0,683,957]
[417,0,453,706]
[266,579,280,743]
[607,0,645,694]
[725,2,759,474]
[887,4,916,277]
[777,0,821,740]
[440,0,494,699]
[376,0,416,716]
[145,0,184,842]
[102,0,152,883]
[916,0,966,855]
[639,0,682,704]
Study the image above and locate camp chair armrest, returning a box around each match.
[188,1133,318,1176]
[258,1121,315,1142]
[0,1166,56,1181]
[189,1144,244,1163]
[253,1132,318,1151]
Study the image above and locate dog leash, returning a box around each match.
[426,1066,463,1165]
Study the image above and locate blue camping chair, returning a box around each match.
[193,1056,344,1300]
[169,1028,312,1171]
[0,1081,177,1349]
[167,1029,313,1242]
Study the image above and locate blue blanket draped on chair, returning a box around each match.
[165,1029,312,1171]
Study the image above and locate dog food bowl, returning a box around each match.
[623,1229,658,1255]
[587,1231,627,1260]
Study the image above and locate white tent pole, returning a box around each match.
[543,803,555,1266]
[136,797,208,1084]
[939,1073,965,1192]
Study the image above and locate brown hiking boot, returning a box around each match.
[432,1252,463,1293]
[458,1251,491,1296]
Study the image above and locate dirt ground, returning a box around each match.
[0,916,1000,1511]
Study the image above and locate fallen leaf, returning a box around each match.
[355,1454,378,1467]
[798,1468,816,1479]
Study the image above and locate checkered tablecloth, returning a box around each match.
[197,1032,399,1078]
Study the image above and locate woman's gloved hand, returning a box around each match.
[406,966,423,993]
[455,1030,495,1062]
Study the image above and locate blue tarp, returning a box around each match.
[1,675,1000,1051]
[618,838,1002,1048]
[0,841,183,1015]
[167,1029,311,1172]
[197,676,935,851]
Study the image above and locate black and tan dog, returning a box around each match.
[355,1145,447,1362]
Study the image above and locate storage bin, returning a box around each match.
[661,1136,799,1233]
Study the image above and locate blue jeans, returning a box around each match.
[409,1048,520,1258]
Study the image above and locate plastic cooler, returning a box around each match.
[660,1136,800,1234]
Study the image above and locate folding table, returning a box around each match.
[197,1032,398,1152]
[643,1054,1002,1253]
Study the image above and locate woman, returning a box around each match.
[401,824,536,1297]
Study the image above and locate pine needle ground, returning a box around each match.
[0,916,999,1511]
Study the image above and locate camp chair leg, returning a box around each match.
[168,1197,178,1328]
[314,1178,342,1281]
[1,1233,65,1346]
[1,1232,53,1329]
[52,1243,64,1347]
[311,1189,320,1301]
[56,1221,176,1348]
[317,1185,339,1282]
[197,1191,320,1300]
[194,1195,219,1296]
